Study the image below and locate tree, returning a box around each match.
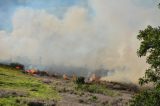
[130,4,160,106]
[137,26,160,86]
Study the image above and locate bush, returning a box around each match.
[75,83,118,96]
[89,95,98,102]
[130,87,160,106]
[75,77,85,84]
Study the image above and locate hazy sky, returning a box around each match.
[0,0,160,82]
[0,0,88,30]
[0,0,158,30]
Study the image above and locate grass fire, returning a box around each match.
[0,0,160,106]
[0,63,138,106]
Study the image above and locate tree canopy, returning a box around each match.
[137,3,160,87]
[130,3,160,106]
[137,26,160,86]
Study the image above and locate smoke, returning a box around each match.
[0,0,160,83]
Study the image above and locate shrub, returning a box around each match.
[75,83,118,96]
[75,77,85,84]
[89,95,98,102]
[130,87,160,106]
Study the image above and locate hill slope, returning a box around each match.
[0,66,59,106]
[0,66,135,106]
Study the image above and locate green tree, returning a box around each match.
[137,26,160,86]
[130,4,160,106]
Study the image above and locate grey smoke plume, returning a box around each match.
[0,0,160,83]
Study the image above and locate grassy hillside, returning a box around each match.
[0,65,134,106]
[0,66,60,106]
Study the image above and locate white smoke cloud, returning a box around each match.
[0,0,160,83]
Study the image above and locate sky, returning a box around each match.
[0,0,88,30]
[0,0,160,83]
[0,0,158,31]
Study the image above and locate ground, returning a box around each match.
[0,66,136,106]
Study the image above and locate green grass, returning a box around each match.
[75,83,119,97]
[0,66,60,106]
[89,95,98,102]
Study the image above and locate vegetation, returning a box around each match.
[131,4,160,106]
[130,86,160,106]
[74,76,119,96]
[89,95,98,102]
[75,76,85,84]
[9,62,24,70]
[75,83,119,97]
[137,26,160,86]
[0,66,60,106]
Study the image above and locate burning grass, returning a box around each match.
[0,67,60,106]
[0,64,134,106]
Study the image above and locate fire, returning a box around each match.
[26,69,37,75]
[16,66,21,69]
[63,74,69,80]
[72,73,77,81]
[89,74,101,82]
